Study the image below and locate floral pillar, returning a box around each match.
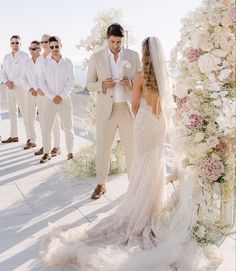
[170,0,235,242]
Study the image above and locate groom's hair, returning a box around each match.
[107,23,124,38]
[48,36,61,44]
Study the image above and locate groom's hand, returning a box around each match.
[120,76,132,87]
[102,78,116,89]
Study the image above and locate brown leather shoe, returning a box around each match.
[40,153,51,163]
[34,147,44,155]
[67,153,73,160]
[2,137,19,143]
[91,184,106,200]
[24,142,36,150]
[51,147,61,157]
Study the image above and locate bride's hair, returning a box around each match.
[142,38,158,93]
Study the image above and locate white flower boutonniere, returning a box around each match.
[122,60,131,69]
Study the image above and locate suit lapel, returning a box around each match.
[101,47,111,79]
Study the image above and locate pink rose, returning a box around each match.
[198,158,224,181]
[187,48,204,62]
[186,114,204,131]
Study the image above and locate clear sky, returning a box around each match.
[0,0,202,64]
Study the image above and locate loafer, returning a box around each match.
[51,147,61,157]
[91,184,106,200]
[24,142,36,150]
[34,147,44,155]
[40,153,51,163]
[2,137,19,143]
[67,153,73,160]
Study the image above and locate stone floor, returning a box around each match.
[0,111,235,270]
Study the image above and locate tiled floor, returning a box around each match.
[0,113,235,270]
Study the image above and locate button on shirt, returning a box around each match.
[108,48,126,103]
[2,51,29,85]
[22,58,38,91]
[39,56,75,100]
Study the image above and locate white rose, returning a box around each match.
[198,53,221,74]
[218,68,232,81]
[207,136,219,147]
[194,132,205,142]
[207,13,221,26]
[122,60,131,69]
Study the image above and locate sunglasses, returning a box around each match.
[40,41,48,44]
[11,42,19,45]
[29,47,40,51]
[50,45,60,50]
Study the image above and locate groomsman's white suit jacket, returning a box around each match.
[86,46,141,119]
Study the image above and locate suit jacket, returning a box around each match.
[86,46,141,120]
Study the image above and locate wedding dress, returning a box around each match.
[40,98,220,271]
[40,37,221,271]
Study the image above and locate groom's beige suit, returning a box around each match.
[87,46,141,184]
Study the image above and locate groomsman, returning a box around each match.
[1,35,29,143]
[39,36,74,163]
[34,34,61,156]
[22,40,41,149]
[87,23,141,199]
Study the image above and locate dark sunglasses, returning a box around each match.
[40,41,48,44]
[11,42,19,45]
[50,45,60,50]
[29,47,40,51]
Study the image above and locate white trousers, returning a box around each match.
[37,95,61,148]
[96,102,134,185]
[26,91,37,143]
[6,85,28,138]
[43,96,74,154]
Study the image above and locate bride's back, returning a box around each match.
[141,79,161,117]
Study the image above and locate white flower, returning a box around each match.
[198,53,221,74]
[122,60,131,69]
[207,13,221,26]
[218,68,232,81]
[194,132,205,142]
[207,136,219,147]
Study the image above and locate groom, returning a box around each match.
[87,23,141,199]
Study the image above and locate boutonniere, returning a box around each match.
[122,60,131,69]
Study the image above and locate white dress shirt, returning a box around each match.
[39,55,74,100]
[2,51,29,85]
[35,54,51,90]
[108,48,126,103]
[22,58,38,91]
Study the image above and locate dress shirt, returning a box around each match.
[22,58,38,91]
[108,48,126,103]
[39,55,75,100]
[2,51,29,85]
[35,54,51,90]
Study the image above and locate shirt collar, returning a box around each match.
[108,46,123,57]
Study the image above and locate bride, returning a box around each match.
[40,37,221,271]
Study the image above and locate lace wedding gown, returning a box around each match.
[40,99,221,271]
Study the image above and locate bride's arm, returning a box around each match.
[132,71,142,116]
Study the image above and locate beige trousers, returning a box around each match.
[43,96,74,154]
[6,85,28,138]
[96,102,134,185]
[37,95,60,148]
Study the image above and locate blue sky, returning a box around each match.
[0,0,202,64]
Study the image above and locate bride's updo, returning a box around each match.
[142,38,158,92]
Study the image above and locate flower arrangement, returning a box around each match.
[170,0,235,243]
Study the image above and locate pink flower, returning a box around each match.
[176,96,187,109]
[215,138,231,156]
[187,48,203,62]
[230,7,236,26]
[198,158,224,181]
[187,114,204,131]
